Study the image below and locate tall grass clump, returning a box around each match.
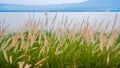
[0,13,120,68]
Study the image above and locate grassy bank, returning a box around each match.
[0,14,120,68]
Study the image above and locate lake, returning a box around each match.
[0,12,120,32]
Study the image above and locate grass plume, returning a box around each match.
[0,13,120,68]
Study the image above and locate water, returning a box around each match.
[0,12,120,32]
[1,9,120,12]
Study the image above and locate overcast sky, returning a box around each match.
[0,0,88,5]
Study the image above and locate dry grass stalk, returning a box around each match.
[107,30,119,51]
[83,22,94,44]
[23,18,40,47]
[99,32,107,52]
[38,36,48,57]
[111,13,118,32]
[50,13,57,31]
[0,37,12,51]
[6,32,20,51]
[3,50,13,64]
[55,27,61,40]
[18,62,25,68]
[3,50,8,63]
[24,64,32,68]
[17,55,26,61]
[18,62,31,68]
[9,56,12,64]
[12,30,20,45]
[55,46,63,55]
[69,25,76,41]
[0,21,9,36]
[96,20,104,32]
[38,28,43,45]
[35,56,49,67]
[44,12,48,30]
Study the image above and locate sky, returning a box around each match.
[0,0,88,5]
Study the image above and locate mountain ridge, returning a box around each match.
[0,0,120,12]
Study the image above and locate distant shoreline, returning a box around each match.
[0,9,120,12]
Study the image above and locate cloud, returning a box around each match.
[0,0,88,5]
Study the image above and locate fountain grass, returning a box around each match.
[0,13,120,68]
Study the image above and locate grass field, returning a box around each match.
[0,13,120,68]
